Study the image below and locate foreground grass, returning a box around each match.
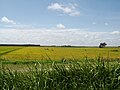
[0,59,120,90]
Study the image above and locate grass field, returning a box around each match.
[0,46,120,62]
[1,59,120,90]
[0,46,120,90]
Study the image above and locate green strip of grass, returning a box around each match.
[0,58,120,90]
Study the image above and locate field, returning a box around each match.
[0,46,120,90]
[0,46,120,62]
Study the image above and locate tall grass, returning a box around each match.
[0,59,120,90]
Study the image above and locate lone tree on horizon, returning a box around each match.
[99,42,107,48]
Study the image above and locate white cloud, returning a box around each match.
[69,11,80,16]
[48,3,80,16]
[0,28,119,46]
[1,16,16,24]
[56,24,65,29]
[111,31,120,35]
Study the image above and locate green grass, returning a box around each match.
[0,46,120,90]
[0,59,120,90]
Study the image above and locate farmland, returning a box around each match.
[0,46,120,90]
[0,46,120,62]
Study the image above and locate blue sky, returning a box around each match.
[0,0,120,46]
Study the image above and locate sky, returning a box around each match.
[0,0,120,46]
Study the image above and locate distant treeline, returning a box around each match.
[0,44,96,47]
[0,44,119,48]
[0,44,40,46]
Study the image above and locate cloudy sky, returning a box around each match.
[0,0,120,46]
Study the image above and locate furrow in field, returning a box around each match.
[0,47,25,56]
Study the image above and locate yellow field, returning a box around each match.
[0,46,120,61]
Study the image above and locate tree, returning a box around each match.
[99,42,107,48]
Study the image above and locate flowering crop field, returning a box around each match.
[0,46,120,61]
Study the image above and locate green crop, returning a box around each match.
[0,59,120,90]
